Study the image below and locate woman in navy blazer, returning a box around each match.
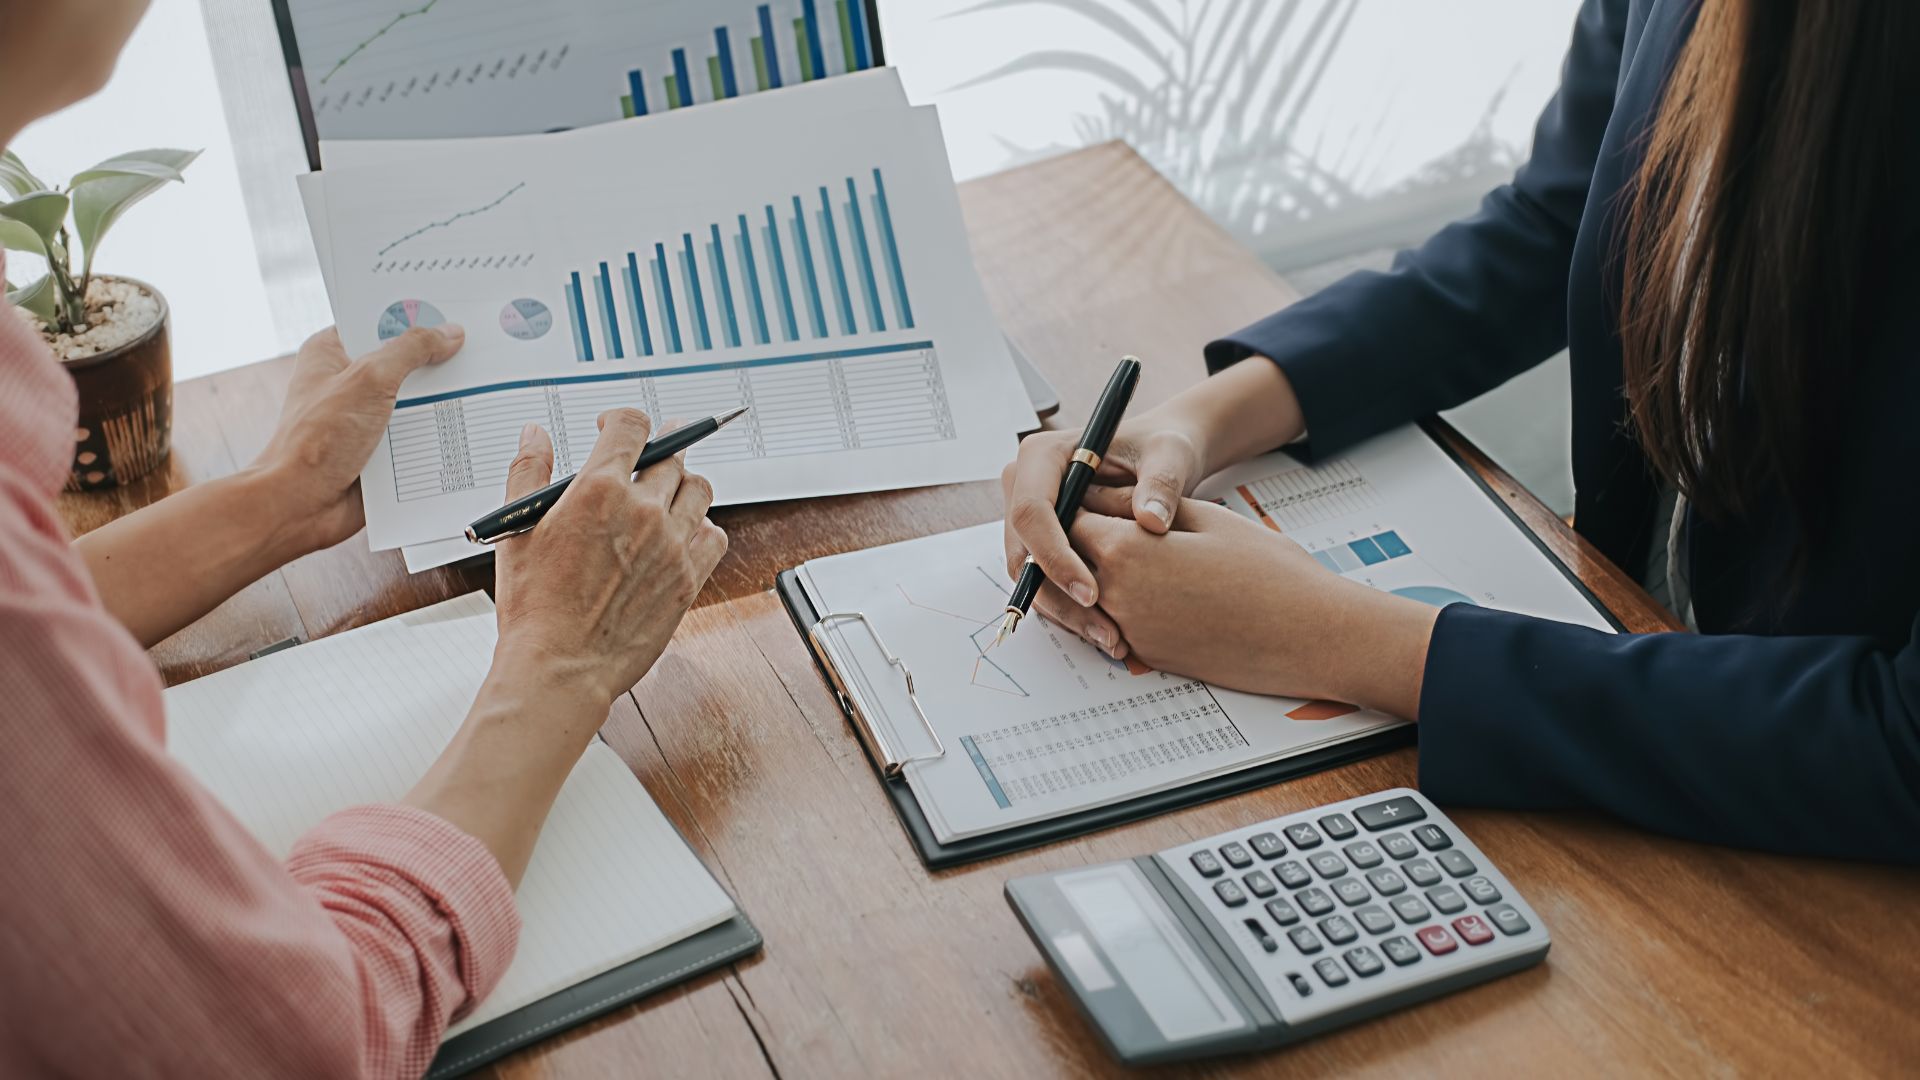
[1001,0,1920,863]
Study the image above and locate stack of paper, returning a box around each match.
[163,593,739,1036]
[300,70,1032,571]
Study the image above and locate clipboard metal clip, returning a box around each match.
[808,611,945,779]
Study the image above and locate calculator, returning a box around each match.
[1004,789,1548,1065]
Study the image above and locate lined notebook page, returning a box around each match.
[163,593,737,1037]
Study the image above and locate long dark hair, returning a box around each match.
[1619,0,1915,539]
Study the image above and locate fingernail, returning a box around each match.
[1086,625,1112,649]
[1070,582,1096,606]
[1144,498,1171,524]
[519,422,538,447]
[438,323,466,344]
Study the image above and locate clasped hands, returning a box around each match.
[1000,408,1438,720]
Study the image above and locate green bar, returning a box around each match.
[794,18,815,81]
[837,0,857,72]
[665,73,680,109]
[620,93,635,119]
[752,36,770,92]
[709,55,726,100]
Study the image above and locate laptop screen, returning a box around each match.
[272,1,887,169]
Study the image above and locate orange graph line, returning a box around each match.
[1287,700,1360,721]
[1238,484,1282,532]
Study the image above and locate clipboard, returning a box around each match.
[773,421,1623,870]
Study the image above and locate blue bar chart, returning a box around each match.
[563,168,914,364]
[617,1,875,118]
[1311,530,1412,574]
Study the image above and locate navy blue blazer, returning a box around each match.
[1206,0,1920,863]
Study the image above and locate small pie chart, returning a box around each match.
[376,299,446,341]
[500,298,554,341]
[1391,585,1476,608]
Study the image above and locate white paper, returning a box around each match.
[306,71,1029,551]
[401,533,491,573]
[797,426,1613,843]
[163,594,737,1037]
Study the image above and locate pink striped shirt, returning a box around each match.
[0,264,520,1078]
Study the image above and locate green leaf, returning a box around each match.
[69,152,192,189]
[0,149,45,199]
[71,148,199,278]
[7,274,57,324]
[0,191,71,253]
[0,217,47,257]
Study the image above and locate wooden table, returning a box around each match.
[59,143,1918,1078]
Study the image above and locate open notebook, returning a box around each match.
[163,593,757,1073]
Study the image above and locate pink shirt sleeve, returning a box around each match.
[0,289,519,1078]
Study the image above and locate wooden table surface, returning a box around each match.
[58,143,1918,1078]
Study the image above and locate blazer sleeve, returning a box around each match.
[1205,0,1630,456]
[1417,605,1920,863]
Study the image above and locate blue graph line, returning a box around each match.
[651,244,682,353]
[817,187,856,335]
[845,177,886,332]
[709,224,741,348]
[790,197,828,337]
[763,206,799,341]
[872,168,914,328]
[758,4,784,87]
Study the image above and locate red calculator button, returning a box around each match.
[1452,915,1494,945]
[1415,925,1457,955]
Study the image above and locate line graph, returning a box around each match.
[378,181,528,257]
[896,568,1030,698]
[323,0,445,85]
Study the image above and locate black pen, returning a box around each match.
[995,355,1143,644]
[465,406,749,543]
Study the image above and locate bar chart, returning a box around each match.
[619,1,874,117]
[1231,461,1380,532]
[561,167,913,363]
[288,0,879,141]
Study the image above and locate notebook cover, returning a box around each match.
[772,423,1622,870]
[428,913,762,1078]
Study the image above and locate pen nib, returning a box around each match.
[991,609,1021,649]
[715,405,750,428]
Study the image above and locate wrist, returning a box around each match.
[468,648,614,749]
[1304,583,1440,719]
[231,462,330,563]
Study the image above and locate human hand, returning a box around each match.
[1000,407,1210,659]
[250,325,465,553]
[489,409,729,709]
[1068,496,1439,717]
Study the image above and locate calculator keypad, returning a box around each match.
[1160,788,1546,1018]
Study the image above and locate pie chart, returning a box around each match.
[376,299,446,341]
[500,298,554,341]
[1391,585,1476,608]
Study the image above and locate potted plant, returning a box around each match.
[2,146,198,490]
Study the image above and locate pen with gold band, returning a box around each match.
[996,356,1143,643]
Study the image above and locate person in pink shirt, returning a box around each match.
[0,3,730,1076]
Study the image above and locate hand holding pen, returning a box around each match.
[994,356,1143,646]
[468,406,749,543]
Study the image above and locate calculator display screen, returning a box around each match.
[1057,867,1245,1042]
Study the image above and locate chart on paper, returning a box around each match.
[322,74,1029,551]
[285,0,879,140]
[797,522,1405,842]
[387,342,955,502]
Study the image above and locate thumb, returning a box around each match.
[1129,431,1199,534]
[506,422,555,500]
[358,324,465,393]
